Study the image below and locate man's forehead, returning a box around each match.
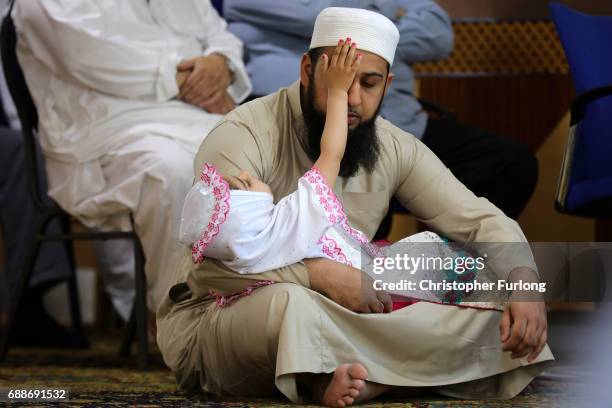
[318,46,388,75]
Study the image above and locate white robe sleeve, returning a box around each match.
[14,0,181,101]
[150,0,251,103]
[224,167,346,274]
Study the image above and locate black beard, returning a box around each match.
[301,80,382,178]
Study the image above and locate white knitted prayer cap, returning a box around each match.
[309,7,400,65]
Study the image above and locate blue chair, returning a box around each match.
[550,2,612,217]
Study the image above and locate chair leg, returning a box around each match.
[0,269,8,335]
[60,215,84,339]
[0,220,45,362]
[117,231,148,369]
[119,306,136,357]
[133,233,149,370]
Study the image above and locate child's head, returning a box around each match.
[223,170,272,195]
[181,164,276,264]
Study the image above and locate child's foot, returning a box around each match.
[320,363,368,407]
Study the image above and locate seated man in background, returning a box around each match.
[13,0,251,312]
[1,0,132,343]
[224,0,538,237]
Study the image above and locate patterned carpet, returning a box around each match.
[0,332,578,407]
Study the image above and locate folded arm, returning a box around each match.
[224,0,379,37]
[393,0,454,63]
[224,0,452,64]
[15,0,251,103]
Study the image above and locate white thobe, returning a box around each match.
[13,0,251,310]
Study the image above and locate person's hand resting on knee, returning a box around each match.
[500,267,548,362]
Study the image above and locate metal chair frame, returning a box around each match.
[0,0,148,369]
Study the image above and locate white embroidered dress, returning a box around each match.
[180,164,506,310]
[180,164,385,274]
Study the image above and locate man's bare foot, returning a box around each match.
[313,363,368,407]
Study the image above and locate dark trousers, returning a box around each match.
[423,117,538,219]
[374,117,538,239]
[0,126,70,291]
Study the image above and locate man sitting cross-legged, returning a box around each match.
[157,7,552,406]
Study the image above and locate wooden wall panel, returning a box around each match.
[436,0,612,19]
[413,21,568,76]
[419,75,574,151]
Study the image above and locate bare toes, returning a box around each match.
[348,363,368,381]
[321,364,368,407]
[351,379,365,390]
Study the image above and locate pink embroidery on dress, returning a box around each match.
[318,234,352,266]
[345,222,386,260]
[302,166,347,225]
[191,163,231,264]
[336,207,386,260]
[303,166,387,262]
[210,280,275,308]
